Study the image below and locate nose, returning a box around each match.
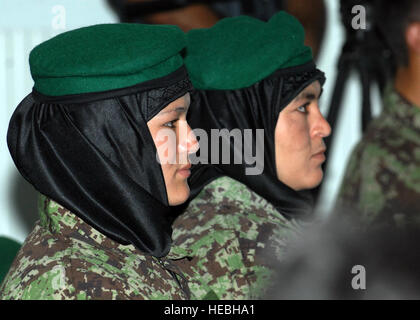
[186,125,200,154]
[178,120,199,154]
[311,106,331,139]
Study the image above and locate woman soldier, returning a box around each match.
[170,12,331,299]
[0,23,200,300]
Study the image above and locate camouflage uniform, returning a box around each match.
[336,86,420,230]
[0,177,302,300]
[0,194,193,300]
[171,176,304,300]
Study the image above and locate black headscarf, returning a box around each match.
[8,66,192,258]
[186,61,325,219]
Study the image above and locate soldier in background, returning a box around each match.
[107,0,326,60]
[264,214,420,299]
[169,12,331,300]
[335,0,420,231]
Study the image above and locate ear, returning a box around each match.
[406,22,420,55]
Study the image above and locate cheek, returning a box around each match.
[276,117,311,156]
[147,122,189,205]
[153,129,179,163]
[275,116,317,188]
[160,163,177,181]
[161,163,190,205]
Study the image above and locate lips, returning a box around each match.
[179,163,192,171]
[312,149,326,157]
[312,148,326,162]
[177,163,192,178]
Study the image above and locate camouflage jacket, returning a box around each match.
[0,194,194,300]
[171,176,303,299]
[0,177,302,300]
[336,86,420,230]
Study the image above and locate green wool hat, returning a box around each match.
[185,11,313,90]
[30,23,186,96]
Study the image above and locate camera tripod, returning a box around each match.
[312,0,395,206]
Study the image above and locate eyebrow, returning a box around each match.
[157,106,189,116]
[295,88,323,102]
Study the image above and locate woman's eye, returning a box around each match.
[297,103,310,113]
[163,120,178,128]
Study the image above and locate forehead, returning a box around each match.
[280,80,323,113]
[296,81,322,99]
[167,92,190,107]
[158,93,191,114]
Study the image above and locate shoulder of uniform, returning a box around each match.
[0,261,71,300]
[0,245,161,300]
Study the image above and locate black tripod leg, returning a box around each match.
[325,62,352,158]
[359,63,372,133]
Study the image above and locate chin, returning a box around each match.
[167,184,190,206]
[294,170,324,191]
[306,170,324,189]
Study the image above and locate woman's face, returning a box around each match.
[275,81,331,191]
[147,93,199,206]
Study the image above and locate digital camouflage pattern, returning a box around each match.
[336,86,420,230]
[170,176,304,300]
[0,177,303,300]
[0,194,194,300]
